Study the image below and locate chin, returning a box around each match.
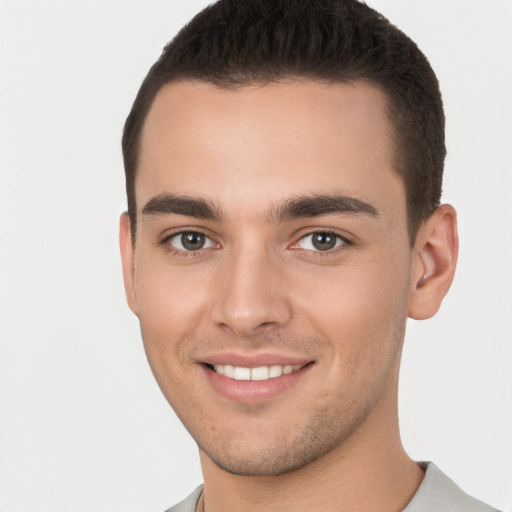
[196,416,350,477]
[202,446,322,477]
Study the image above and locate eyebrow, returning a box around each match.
[270,194,379,222]
[141,192,379,222]
[142,193,223,220]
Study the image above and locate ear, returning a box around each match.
[408,204,459,320]
[119,212,139,316]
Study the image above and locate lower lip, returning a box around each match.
[202,364,313,404]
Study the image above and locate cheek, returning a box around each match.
[132,263,212,418]
[294,248,411,371]
[133,257,212,369]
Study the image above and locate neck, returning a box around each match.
[198,378,424,512]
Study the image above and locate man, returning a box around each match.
[119,1,499,511]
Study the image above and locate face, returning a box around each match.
[122,80,415,476]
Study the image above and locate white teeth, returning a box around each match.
[213,364,303,380]
[233,367,251,380]
[251,366,269,381]
[223,364,234,378]
[269,365,283,378]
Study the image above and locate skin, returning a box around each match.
[120,80,458,512]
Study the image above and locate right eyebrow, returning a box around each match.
[141,193,223,220]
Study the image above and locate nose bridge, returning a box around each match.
[211,239,291,336]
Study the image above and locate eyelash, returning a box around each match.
[160,229,217,257]
[159,229,352,257]
[293,231,351,254]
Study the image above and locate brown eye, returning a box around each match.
[167,231,214,251]
[297,232,344,251]
[312,233,337,250]
[181,232,205,250]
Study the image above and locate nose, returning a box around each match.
[210,245,293,337]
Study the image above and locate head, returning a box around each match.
[120,0,457,478]
[122,0,446,246]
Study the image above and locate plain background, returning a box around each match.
[0,1,511,511]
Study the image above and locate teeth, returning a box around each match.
[269,365,283,378]
[251,366,269,381]
[233,367,251,380]
[213,364,303,380]
[223,364,234,378]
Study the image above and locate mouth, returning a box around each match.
[201,358,314,404]
[207,363,304,381]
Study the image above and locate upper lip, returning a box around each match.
[200,351,312,368]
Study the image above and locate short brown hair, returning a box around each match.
[122,0,445,244]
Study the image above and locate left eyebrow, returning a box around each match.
[270,194,379,222]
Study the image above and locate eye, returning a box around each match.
[166,231,215,252]
[296,232,345,251]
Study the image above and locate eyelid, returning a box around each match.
[298,233,344,251]
[290,229,353,253]
[159,227,219,253]
[158,226,352,255]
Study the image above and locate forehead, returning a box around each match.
[137,80,404,221]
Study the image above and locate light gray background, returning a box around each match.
[1,1,511,511]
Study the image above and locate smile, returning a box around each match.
[213,364,304,381]
[203,360,314,404]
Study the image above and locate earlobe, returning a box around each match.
[119,212,139,316]
[408,205,459,320]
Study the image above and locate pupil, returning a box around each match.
[182,232,205,250]
[312,233,336,251]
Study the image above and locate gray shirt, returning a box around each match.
[165,462,499,512]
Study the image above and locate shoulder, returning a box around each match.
[164,485,203,512]
[403,462,501,512]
